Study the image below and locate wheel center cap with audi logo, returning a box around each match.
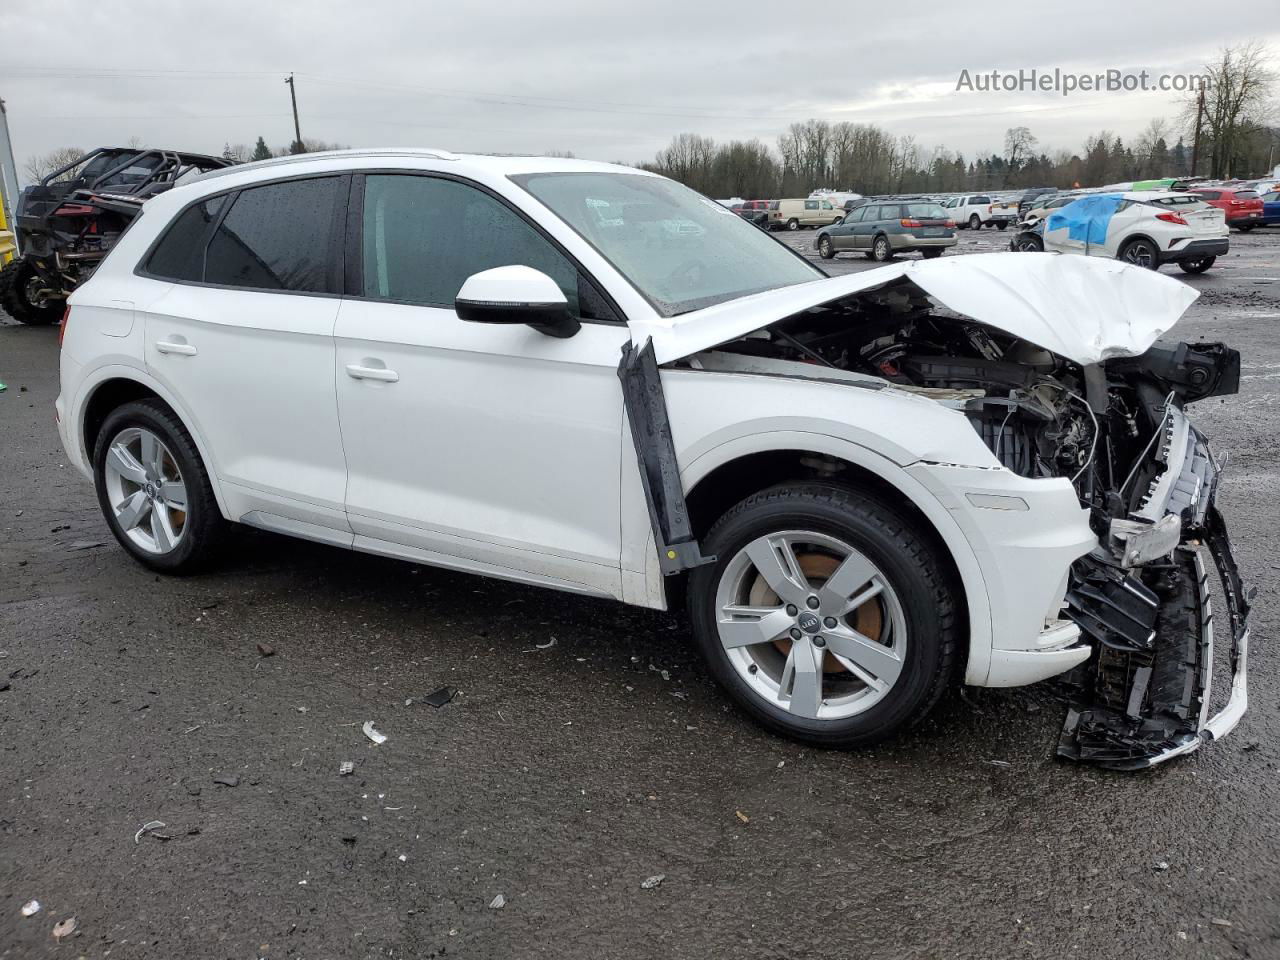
[797,612,822,634]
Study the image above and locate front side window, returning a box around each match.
[204,177,341,292]
[360,175,592,316]
[514,172,822,316]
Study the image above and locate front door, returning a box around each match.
[333,173,628,598]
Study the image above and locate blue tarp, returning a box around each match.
[1046,194,1125,246]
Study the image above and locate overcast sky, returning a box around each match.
[2,0,1277,179]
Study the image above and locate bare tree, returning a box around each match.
[1182,41,1277,178]
[22,147,85,183]
[1004,126,1037,170]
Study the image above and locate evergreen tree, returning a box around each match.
[250,136,272,162]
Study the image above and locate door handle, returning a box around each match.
[156,339,197,356]
[345,363,399,383]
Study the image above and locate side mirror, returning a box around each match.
[455,265,581,339]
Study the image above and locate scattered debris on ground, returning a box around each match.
[52,917,77,941]
[489,893,506,909]
[420,685,457,708]
[256,643,275,657]
[213,775,240,787]
[339,761,355,776]
[640,874,665,890]
[21,899,40,917]
[134,820,166,844]
[362,721,387,745]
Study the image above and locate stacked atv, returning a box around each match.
[0,147,230,325]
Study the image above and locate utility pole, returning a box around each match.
[1189,87,1205,178]
[285,73,303,154]
[0,95,22,250]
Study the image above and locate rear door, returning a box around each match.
[140,175,351,534]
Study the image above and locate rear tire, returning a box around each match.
[871,235,893,262]
[93,399,230,574]
[687,483,958,748]
[920,248,944,259]
[786,218,800,231]
[1235,224,1254,233]
[0,258,64,325]
[996,221,1008,230]
[1178,257,1215,274]
[968,214,981,230]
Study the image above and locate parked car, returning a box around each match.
[842,197,870,212]
[766,197,844,231]
[1023,193,1082,221]
[56,150,1249,766]
[939,195,1013,230]
[1011,192,1228,273]
[1016,187,1057,218]
[1188,187,1265,231]
[1259,191,1280,226]
[815,200,956,261]
[735,199,771,228]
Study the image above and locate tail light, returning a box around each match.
[1156,212,1188,226]
[58,306,70,347]
[1230,199,1246,206]
[945,220,956,229]
[900,219,923,228]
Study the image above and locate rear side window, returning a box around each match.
[145,196,225,282]
[1196,190,1221,200]
[1235,191,1259,199]
[205,177,341,292]
[360,174,587,316]
[145,177,341,293]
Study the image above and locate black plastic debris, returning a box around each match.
[420,686,457,708]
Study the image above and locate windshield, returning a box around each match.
[513,172,822,316]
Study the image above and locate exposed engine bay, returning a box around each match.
[676,277,1253,769]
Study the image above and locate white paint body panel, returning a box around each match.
[58,150,1153,691]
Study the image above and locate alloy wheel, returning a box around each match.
[713,530,907,720]
[103,427,189,554]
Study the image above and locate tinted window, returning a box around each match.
[1196,190,1221,200]
[204,177,340,292]
[843,208,866,223]
[904,203,946,218]
[1235,191,1259,199]
[361,175,585,316]
[804,200,818,210]
[146,196,226,281]
[972,196,990,204]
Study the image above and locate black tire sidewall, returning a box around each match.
[0,259,63,325]
[92,400,220,573]
[1121,239,1159,269]
[818,236,833,259]
[873,236,891,261]
[687,485,954,747]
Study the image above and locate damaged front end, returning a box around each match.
[673,272,1252,769]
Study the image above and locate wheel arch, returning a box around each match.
[1117,232,1159,257]
[75,366,232,520]
[662,433,996,685]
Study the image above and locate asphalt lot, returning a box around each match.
[2,229,1279,959]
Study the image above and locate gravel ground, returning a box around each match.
[2,230,1279,959]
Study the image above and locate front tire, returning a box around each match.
[1014,233,1044,253]
[818,235,834,259]
[687,484,958,748]
[93,399,229,574]
[1119,237,1160,269]
[0,258,64,325]
[1178,256,1215,274]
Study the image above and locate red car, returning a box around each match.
[1189,187,1265,231]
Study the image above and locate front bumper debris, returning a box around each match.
[1058,407,1253,770]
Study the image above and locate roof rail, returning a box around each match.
[194,147,460,181]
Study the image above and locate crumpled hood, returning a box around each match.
[634,251,1200,367]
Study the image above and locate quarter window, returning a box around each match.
[360,175,593,317]
[145,195,225,282]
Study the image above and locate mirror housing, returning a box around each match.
[455,265,580,339]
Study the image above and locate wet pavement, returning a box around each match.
[2,230,1279,958]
